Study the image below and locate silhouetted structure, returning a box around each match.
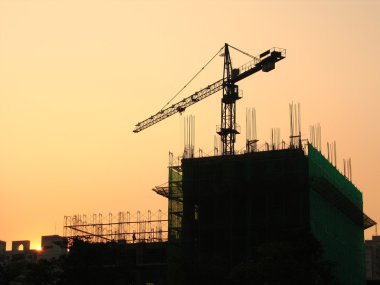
[366,236,380,281]
[0,239,167,285]
[0,240,37,264]
[62,239,167,285]
[63,210,167,244]
[38,235,67,261]
[160,143,375,285]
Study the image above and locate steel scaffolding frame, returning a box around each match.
[63,210,168,244]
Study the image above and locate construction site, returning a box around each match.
[60,44,376,285]
[63,210,167,244]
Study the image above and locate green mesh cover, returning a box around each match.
[308,144,362,207]
[308,144,365,285]
[168,167,184,285]
[168,167,183,242]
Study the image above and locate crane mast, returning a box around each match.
[134,44,286,155]
[218,44,240,155]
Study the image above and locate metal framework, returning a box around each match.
[153,152,183,242]
[133,44,286,156]
[217,44,241,155]
[63,210,168,243]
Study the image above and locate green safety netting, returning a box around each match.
[308,144,365,285]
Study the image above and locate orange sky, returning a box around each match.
[0,0,379,249]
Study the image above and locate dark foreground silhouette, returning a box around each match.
[0,235,344,285]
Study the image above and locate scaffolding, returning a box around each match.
[63,210,168,244]
[168,167,183,242]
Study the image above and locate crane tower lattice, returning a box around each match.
[134,44,286,155]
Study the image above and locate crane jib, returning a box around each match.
[133,47,286,133]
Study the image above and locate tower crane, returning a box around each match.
[134,44,286,155]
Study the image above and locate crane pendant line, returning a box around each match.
[133,44,286,155]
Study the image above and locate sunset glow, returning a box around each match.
[0,0,379,248]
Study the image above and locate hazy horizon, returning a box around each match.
[1,0,379,249]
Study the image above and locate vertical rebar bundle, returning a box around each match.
[271,128,281,150]
[343,158,353,181]
[183,115,195,159]
[289,102,301,148]
[309,123,322,151]
[327,141,337,167]
[246,107,258,152]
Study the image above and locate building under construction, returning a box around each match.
[58,44,376,284]
[134,44,376,284]
[151,135,374,285]
[63,211,169,285]
[62,117,375,284]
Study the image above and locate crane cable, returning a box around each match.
[228,44,257,59]
[159,45,224,112]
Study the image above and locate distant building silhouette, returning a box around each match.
[366,236,380,281]
[38,235,67,261]
[0,235,67,265]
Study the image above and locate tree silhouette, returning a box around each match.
[228,233,340,285]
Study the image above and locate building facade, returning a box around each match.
[167,144,373,285]
[366,236,380,281]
